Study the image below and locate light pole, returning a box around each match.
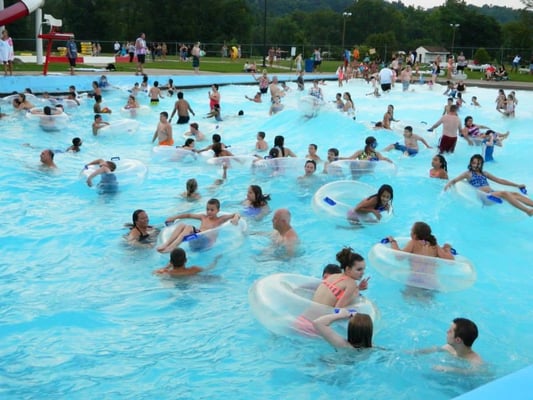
[262,0,267,67]
[341,12,352,53]
[449,23,460,60]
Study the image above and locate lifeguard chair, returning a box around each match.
[38,14,74,75]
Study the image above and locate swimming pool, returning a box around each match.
[0,74,532,399]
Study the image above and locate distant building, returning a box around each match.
[416,46,449,64]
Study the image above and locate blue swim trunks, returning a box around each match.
[394,142,418,156]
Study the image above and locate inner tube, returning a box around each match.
[206,155,256,169]
[80,158,148,189]
[252,157,302,177]
[151,146,197,163]
[120,105,150,117]
[329,159,397,179]
[312,180,393,226]
[368,237,476,292]
[299,95,324,117]
[157,216,247,253]
[249,273,380,337]
[97,119,140,135]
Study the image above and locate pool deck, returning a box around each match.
[1,67,532,95]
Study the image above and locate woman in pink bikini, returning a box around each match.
[312,247,369,308]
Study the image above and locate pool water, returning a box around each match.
[0,76,532,399]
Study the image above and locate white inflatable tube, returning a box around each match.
[157,217,247,253]
[120,105,150,118]
[80,158,148,190]
[252,157,302,177]
[249,273,380,337]
[206,155,257,169]
[97,120,140,135]
[151,146,197,162]
[368,237,476,292]
[312,180,393,226]
[329,159,397,179]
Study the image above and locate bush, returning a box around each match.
[473,47,491,65]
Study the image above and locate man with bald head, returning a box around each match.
[40,149,57,168]
[271,208,299,257]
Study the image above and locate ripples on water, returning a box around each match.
[0,78,532,399]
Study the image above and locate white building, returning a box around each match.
[415,46,449,64]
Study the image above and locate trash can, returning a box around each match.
[305,58,314,73]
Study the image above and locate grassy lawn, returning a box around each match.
[12,54,533,83]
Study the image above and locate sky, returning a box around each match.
[396,0,527,10]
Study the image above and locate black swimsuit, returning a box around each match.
[135,226,150,241]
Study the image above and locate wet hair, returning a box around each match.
[309,143,317,151]
[92,80,98,88]
[160,111,168,119]
[177,91,184,99]
[107,161,117,171]
[170,248,186,268]
[94,114,102,120]
[274,135,286,156]
[268,147,280,158]
[207,198,220,209]
[365,136,377,150]
[212,84,219,90]
[238,110,244,116]
[328,148,339,157]
[322,264,342,278]
[347,313,373,348]
[43,106,52,115]
[411,221,437,246]
[249,185,271,207]
[336,247,364,270]
[190,122,199,130]
[468,154,484,173]
[257,131,265,139]
[464,116,473,125]
[212,134,221,143]
[343,92,353,103]
[212,142,223,156]
[19,93,26,101]
[404,126,413,133]
[72,137,82,146]
[368,184,393,209]
[184,138,195,147]
[434,154,447,172]
[186,178,198,195]
[132,209,146,224]
[453,318,479,347]
[153,81,159,87]
[305,159,317,171]
[142,74,148,83]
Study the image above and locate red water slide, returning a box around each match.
[0,0,44,26]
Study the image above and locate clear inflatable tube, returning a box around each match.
[157,217,247,253]
[80,158,147,188]
[368,237,476,292]
[206,155,257,168]
[329,159,397,179]
[97,119,140,135]
[248,273,380,337]
[151,146,197,162]
[312,180,393,226]
[252,157,302,177]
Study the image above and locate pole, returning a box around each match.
[35,7,43,64]
[262,0,267,67]
[450,24,459,60]
[341,12,351,57]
